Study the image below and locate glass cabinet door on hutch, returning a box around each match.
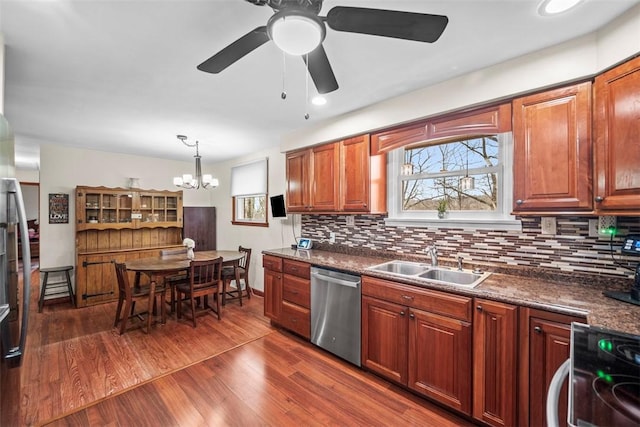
[77,187,134,229]
[76,186,182,230]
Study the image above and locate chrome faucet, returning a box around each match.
[426,245,438,267]
[457,256,464,271]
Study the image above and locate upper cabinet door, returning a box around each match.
[286,149,311,212]
[310,143,340,212]
[512,82,592,213]
[341,134,370,211]
[594,56,640,213]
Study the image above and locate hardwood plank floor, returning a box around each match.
[20,269,475,426]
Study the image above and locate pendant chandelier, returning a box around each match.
[173,135,219,189]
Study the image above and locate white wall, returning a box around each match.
[39,144,213,271]
[281,4,640,150]
[0,33,4,114]
[210,144,298,293]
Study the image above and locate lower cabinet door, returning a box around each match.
[529,317,572,427]
[361,296,408,384]
[263,268,282,321]
[408,308,472,415]
[473,299,518,427]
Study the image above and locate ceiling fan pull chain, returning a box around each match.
[281,52,287,100]
[304,53,310,120]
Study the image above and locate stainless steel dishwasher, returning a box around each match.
[310,266,361,367]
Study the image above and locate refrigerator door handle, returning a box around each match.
[546,358,571,427]
[2,178,31,363]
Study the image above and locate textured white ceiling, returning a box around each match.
[1,0,638,169]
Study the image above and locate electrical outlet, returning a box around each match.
[345,216,355,227]
[541,217,557,235]
[588,219,599,238]
[598,215,617,237]
[329,232,336,243]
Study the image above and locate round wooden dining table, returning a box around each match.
[125,250,245,312]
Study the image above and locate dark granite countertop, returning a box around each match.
[263,248,640,336]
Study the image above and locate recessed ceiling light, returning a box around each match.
[538,0,584,16]
[311,96,327,106]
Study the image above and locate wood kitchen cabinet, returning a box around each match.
[262,255,310,339]
[263,255,283,321]
[285,143,339,212]
[473,298,518,427]
[518,308,585,427]
[512,82,593,213]
[285,135,386,214]
[594,55,640,214]
[362,276,473,415]
[280,259,311,339]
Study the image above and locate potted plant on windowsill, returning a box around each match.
[437,199,448,219]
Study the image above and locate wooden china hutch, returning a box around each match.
[74,186,184,307]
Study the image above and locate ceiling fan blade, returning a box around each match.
[302,45,339,94]
[326,7,448,43]
[197,26,270,73]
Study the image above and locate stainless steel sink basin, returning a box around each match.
[367,261,491,288]
[418,268,485,286]
[367,260,430,276]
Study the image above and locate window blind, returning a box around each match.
[230,158,268,196]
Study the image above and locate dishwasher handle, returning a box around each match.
[311,271,360,288]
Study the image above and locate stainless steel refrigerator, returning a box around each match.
[0,113,31,425]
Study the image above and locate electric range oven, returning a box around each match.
[570,323,640,427]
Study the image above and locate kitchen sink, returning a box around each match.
[367,260,430,276]
[367,261,491,288]
[418,268,485,286]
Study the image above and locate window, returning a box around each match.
[387,133,520,230]
[230,158,268,226]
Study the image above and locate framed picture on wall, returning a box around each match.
[48,193,69,224]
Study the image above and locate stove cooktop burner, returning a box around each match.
[598,338,640,367]
[592,375,640,424]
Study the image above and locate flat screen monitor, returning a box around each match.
[270,194,287,218]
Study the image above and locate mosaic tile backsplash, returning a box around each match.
[302,215,640,280]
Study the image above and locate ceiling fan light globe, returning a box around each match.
[269,12,325,55]
[538,0,583,15]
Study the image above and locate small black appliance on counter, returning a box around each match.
[604,234,640,306]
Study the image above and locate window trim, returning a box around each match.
[385,133,521,231]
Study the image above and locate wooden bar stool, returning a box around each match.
[38,266,75,312]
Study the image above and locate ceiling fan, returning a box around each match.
[197,0,449,94]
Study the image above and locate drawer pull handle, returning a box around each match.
[401,295,414,300]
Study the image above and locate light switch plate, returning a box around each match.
[541,217,557,235]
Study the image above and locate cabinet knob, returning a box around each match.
[595,196,604,203]
[515,199,523,205]
[534,326,542,334]
[400,311,406,316]
[476,305,483,312]
[409,313,415,319]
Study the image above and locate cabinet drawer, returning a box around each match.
[263,255,283,272]
[362,276,472,322]
[280,301,310,339]
[283,274,310,308]
[283,259,311,279]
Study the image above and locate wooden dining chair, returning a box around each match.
[113,262,166,335]
[175,257,223,327]
[222,246,252,306]
[159,248,189,314]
